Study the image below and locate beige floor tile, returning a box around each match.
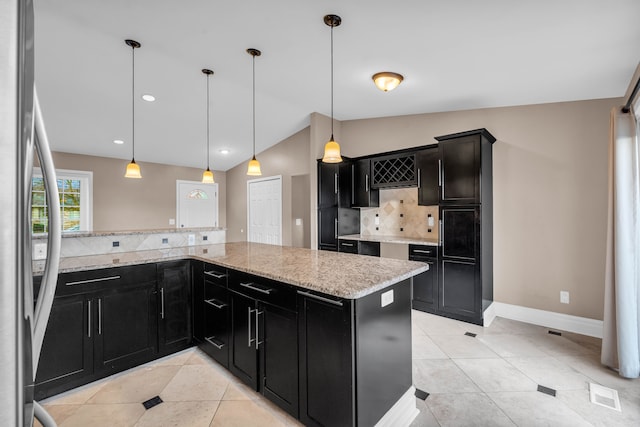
[558,355,640,391]
[185,351,211,365]
[59,403,145,427]
[413,359,480,394]
[557,388,640,427]
[488,391,592,427]
[476,334,551,358]
[87,365,181,404]
[161,364,230,402]
[149,348,195,367]
[43,379,107,405]
[505,356,591,390]
[409,398,441,427]
[135,400,219,427]
[426,393,515,427]
[454,358,537,392]
[430,334,499,359]
[412,312,468,336]
[525,333,597,357]
[34,404,81,426]
[413,334,448,359]
[222,382,255,401]
[209,400,286,427]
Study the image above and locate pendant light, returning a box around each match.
[124,39,142,178]
[322,14,343,164]
[201,69,215,183]
[246,48,262,176]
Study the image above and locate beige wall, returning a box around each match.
[338,98,620,320]
[226,127,311,245]
[50,152,227,231]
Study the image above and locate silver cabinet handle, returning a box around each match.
[87,300,91,338]
[334,173,338,194]
[351,165,355,205]
[65,275,120,286]
[98,298,102,335]
[248,307,255,347]
[365,174,369,192]
[334,218,338,238]
[438,160,442,186]
[417,168,421,188]
[439,220,443,246]
[205,298,227,309]
[239,282,272,295]
[341,242,354,247]
[160,287,165,319]
[297,290,344,307]
[205,336,225,349]
[204,271,226,279]
[413,249,433,254]
[255,310,264,349]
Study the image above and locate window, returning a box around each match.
[31,168,93,234]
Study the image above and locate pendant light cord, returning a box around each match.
[131,44,135,161]
[330,23,334,139]
[206,73,210,169]
[252,54,256,158]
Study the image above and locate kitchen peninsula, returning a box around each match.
[34,242,427,427]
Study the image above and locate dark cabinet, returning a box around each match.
[228,271,299,418]
[338,239,358,254]
[371,152,417,188]
[358,241,380,257]
[409,245,438,314]
[191,260,205,343]
[318,162,339,208]
[351,159,379,208]
[318,207,338,251]
[157,260,192,355]
[416,146,440,206]
[202,267,230,367]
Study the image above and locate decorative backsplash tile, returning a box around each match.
[360,188,438,240]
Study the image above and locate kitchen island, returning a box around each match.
[34,242,427,426]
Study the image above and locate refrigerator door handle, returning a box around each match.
[31,87,62,371]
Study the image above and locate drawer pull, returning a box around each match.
[340,242,354,247]
[204,336,225,349]
[413,249,433,254]
[205,298,227,309]
[297,290,343,307]
[239,282,272,295]
[204,271,227,279]
[66,275,120,286]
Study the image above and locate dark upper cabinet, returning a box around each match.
[157,260,192,355]
[351,159,379,208]
[371,152,417,189]
[416,146,440,206]
[435,128,495,205]
[318,162,338,208]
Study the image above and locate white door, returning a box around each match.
[247,176,282,245]
[176,180,218,228]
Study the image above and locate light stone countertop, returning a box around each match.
[339,234,439,246]
[34,242,428,300]
[32,226,226,239]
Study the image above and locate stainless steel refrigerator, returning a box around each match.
[1,0,61,425]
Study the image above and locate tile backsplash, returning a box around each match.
[360,188,438,240]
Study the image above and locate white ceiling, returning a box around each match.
[34,0,640,171]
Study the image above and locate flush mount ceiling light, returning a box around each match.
[322,14,343,163]
[219,149,230,154]
[141,94,155,102]
[372,72,404,92]
[201,69,215,184]
[246,48,262,176]
[113,139,124,145]
[124,39,142,179]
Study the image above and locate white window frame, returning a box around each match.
[32,167,93,234]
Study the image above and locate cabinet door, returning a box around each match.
[94,282,157,374]
[440,136,480,204]
[439,259,481,321]
[158,261,192,354]
[318,207,338,251]
[411,260,437,313]
[34,293,93,399]
[203,280,230,367]
[441,207,479,261]
[229,292,259,389]
[299,294,353,427]
[318,162,338,208]
[416,147,440,206]
[259,303,298,418]
[351,159,379,208]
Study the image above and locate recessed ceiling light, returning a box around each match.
[142,94,155,102]
[113,139,124,145]
[219,149,230,154]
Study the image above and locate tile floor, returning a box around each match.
[36,311,640,427]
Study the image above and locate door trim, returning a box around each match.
[247,175,283,245]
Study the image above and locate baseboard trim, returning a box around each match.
[483,302,497,327]
[491,302,603,338]
[375,386,419,427]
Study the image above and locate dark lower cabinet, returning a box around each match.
[157,260,192,355]
[202,271,230,367]
[191,260,205,343]
[229,292,258,388]
[318,207,338,251]
[409,244,438,314]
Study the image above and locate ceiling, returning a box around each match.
[34,0,640,171]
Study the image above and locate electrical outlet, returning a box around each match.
[33,243,47,260]
[188,234,195,246]
[169,218,175,225]
[375,216,380,225]
[560,291,570,304]
[427,215,435,227]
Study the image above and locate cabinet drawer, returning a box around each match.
[56,264,157,296]
[205,280,229,306]
[408,244,439,260]
[228,270,296,311]
[338,239,358,254]
[203,264,228,288]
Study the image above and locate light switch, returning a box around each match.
[295,218,302,226]
[375,216,380,225]
[169,218,175,225]
[427,215,435,227]
[33,243,47,260]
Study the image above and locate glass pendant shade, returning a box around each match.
[322,137,342,163]
[247,156,262,176]
[124,159,141,178]
[372,72,404,92]
[202,168,214,183]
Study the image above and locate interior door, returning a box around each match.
[247,176,282,245]
[176,180,218,228]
